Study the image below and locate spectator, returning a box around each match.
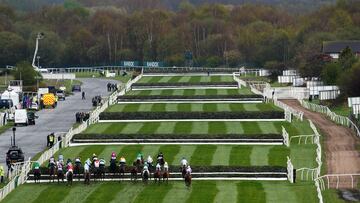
[82,91,86,100]
[0,165,4,183]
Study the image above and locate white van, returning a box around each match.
[14,109,28,126]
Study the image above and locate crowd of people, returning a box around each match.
[75,112,90,123]
[107,83,118,92]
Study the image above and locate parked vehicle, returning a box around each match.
[0,99,13,109]
[72,85,81,92]
[40,93,57,108]
[14,109,28,126]
[56,90,66,100]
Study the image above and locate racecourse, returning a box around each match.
[137,75,235,83]
[127,88,254,96]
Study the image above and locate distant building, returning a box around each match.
[322,41,360,59]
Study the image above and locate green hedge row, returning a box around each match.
[132,82,238,87]
[33,165,286,174]
[73,133,282,140]
[118,94,263,101]
[99,111,284,120]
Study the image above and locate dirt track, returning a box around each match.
[281,100,360,174]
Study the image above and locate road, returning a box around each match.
[0,78,118,165]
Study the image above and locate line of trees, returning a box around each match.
[0,0,359,70]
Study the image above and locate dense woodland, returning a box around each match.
[0,0,360,96]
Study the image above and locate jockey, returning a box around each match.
[94,158,100,168]
[99,158,106,167]
[147,155,153,167]
[32,161,40,171]
[57,161,63,172]
[157,152,164,165]
[58,154,64,164]
[136,152,143,162]
[164,162,169,171]
[180,157,188,167]
[66,161,73,176]
[111,152,117,161]
[75,157,81,165]
[155,163,161,171]
[66,158,72,165]
[119,156,126,165]
[49,156,56,167]
[84,159,91,173]
[186,165,192,175]
[142,165,149,175]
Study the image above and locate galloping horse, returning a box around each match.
[184,172,191,188]
[109,159,118,178]
[119,163,126,181]
[181,166,187,179]
[153,169,161,184]
[84,167,90,185]
[74,162,82,181]
[66,171,73,186]
[99,164,106,181]
[49,163,56,183]
[142,170,149,184]
[130,166,138,182]
[162,169,169,183]
[57,169,64,183]
[33,169,41,183]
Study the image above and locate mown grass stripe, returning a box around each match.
[177,103,192,111]
[229,146,252,166]
[191,122,208,134]
[268,146,289,166]
[85,182,125,203]
[172,145,196,165]
[178,76,191,83]
[208,122,227,134]
[290,145,317,169]
[162,182,192,203]
[33,184,71,203]
[211,146,232,165]
[214,181,237,203]
[188,76,201,83]
[186,181,218,203]
[110,183,145,203]
[138,103,153,111]
[156,122,176,134]
[237,182,266,203]
[225,122,244,134]
[55,146,85,163]
[151,103,166,112]
[78,145,106,161]
[98,146,123,161]
[2,184,47,203]
[205,89,217,96]
[60,183,100,203]
[158,77,173,83]
[172,89,184,96]
[165,104,178,112]
[217,103,231,111]
[134,183,173,203]
[258,122,279,134]
[174,122,192,134]
[262,182,298,203]
[160,89,174,96]
[159,145,181,165]
[202,103,217,112]
[183,89,195,96]
[195,89,206,96]
[250,146,272,166]
[229,103,245,111]
[243,104,259,111]
[120,123,144,134]
[168,76,183,83]
[242,122,261,134]
[190,145,217,165]
[138,122,160,134]
[118,145,144,163]
[142,145,161,158]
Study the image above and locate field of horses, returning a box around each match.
[3,74,323,203]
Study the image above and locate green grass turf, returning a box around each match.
[127,88,253,96]
[51,144,294,167]
[2,181,318,203]
[106,103,282,113]
[137,76,235,84]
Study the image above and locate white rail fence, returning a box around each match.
[0,73,143,201]
[282,126,289,147]
[274,98,304,121]
[315,174,360,191]
[232,73,247,88]
[287,156,294,183]
[300,100,360,137]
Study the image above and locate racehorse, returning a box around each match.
[153,169,161,184]
[92,166,100,182]
[109,159,117,178]
[99,164,106,181]
[130,166,138,182]
[181,166,187,179]
[135,159,143,171]
[57,169,64,183]
[162,169,169,183]
[74,162,82,181]
[84,169,90,185]
[119,163,126,181]
[49,164,56,183]
[33,169,41,183]
[184,172,191,188]
[142,170,149,184]
[66,171,73,186]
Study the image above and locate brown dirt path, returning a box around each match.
[281,100,360,175]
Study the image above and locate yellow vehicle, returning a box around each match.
[40,93,57,108]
